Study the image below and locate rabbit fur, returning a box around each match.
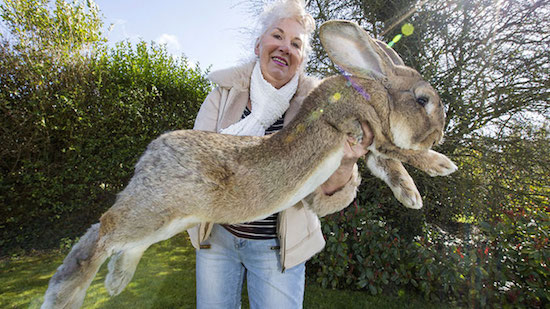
[41,20,456,309]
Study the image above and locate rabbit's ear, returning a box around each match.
[319,20,395,79]
[374,39,405,66]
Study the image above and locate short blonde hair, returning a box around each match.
[256,0,315,64]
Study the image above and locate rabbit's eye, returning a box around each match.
[416,96,429,107]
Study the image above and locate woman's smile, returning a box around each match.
[272,56,289,66]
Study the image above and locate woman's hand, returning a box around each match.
[342,121,373,164]
[321,122,374,195]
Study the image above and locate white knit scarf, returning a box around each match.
[220,61,299,136]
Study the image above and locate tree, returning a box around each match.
[0,0,104,53]
[304,0,549,227]
[305,2,549,303]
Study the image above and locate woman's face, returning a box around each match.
[255,18,306,89]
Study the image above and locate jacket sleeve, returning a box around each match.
[302,163,361,217]
[193,87,222,132]
[187,88,223,249]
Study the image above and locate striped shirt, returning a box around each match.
[222,106,284,239]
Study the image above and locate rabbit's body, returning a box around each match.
[104,125,347,230]
[42,21,457,309]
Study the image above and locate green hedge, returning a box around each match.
[0,41,211,254]
[309,181,549,308]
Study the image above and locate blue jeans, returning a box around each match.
[196,224,305,309]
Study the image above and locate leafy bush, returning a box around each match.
[479,207,549,307]
[309,189,549,308]
[0,40,211,254]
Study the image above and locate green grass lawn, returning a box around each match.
[0,235,443,308]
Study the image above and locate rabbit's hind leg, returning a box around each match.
[104,215,199,296]
[42,224,110,309]
[105,244,149,296]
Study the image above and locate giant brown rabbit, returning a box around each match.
[41,20,457,309]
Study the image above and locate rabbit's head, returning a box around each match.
[319,20,446,151]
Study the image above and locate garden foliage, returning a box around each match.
[0,0,211,253]
[306,0,549,307]
[309,181,549,308]
[1,0,548,307]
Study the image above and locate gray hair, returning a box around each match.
[255,0,315,65]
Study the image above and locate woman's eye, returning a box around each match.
[416,96,429,107]
[273,34,282,40]
[292,42,301,49]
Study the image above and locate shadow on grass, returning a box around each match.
[1,234,445,309]
[82,234,197,309]
[0,250,65,308]
[0,234,196,309]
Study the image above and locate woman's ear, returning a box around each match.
[254,37,261,57]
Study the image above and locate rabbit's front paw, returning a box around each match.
[393,180,423,209]
[424,150,458,177]
[367,155,423,209]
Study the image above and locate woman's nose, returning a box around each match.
[278,41,290,54]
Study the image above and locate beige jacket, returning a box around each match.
[187,61,361,270]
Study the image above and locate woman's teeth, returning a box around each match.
[272,57,288,66]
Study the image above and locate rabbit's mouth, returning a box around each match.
[419,129,444,149]
[391,124,443,151]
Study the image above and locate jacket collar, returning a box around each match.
[208,61,256,91]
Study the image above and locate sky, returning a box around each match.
[94,0,257,71]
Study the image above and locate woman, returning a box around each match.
[188,1,372,307]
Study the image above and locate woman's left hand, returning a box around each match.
[342,121,373,164]
[321,122,374,195]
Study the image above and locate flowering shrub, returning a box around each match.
[309,201,549,307]
[478,207,549,307]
